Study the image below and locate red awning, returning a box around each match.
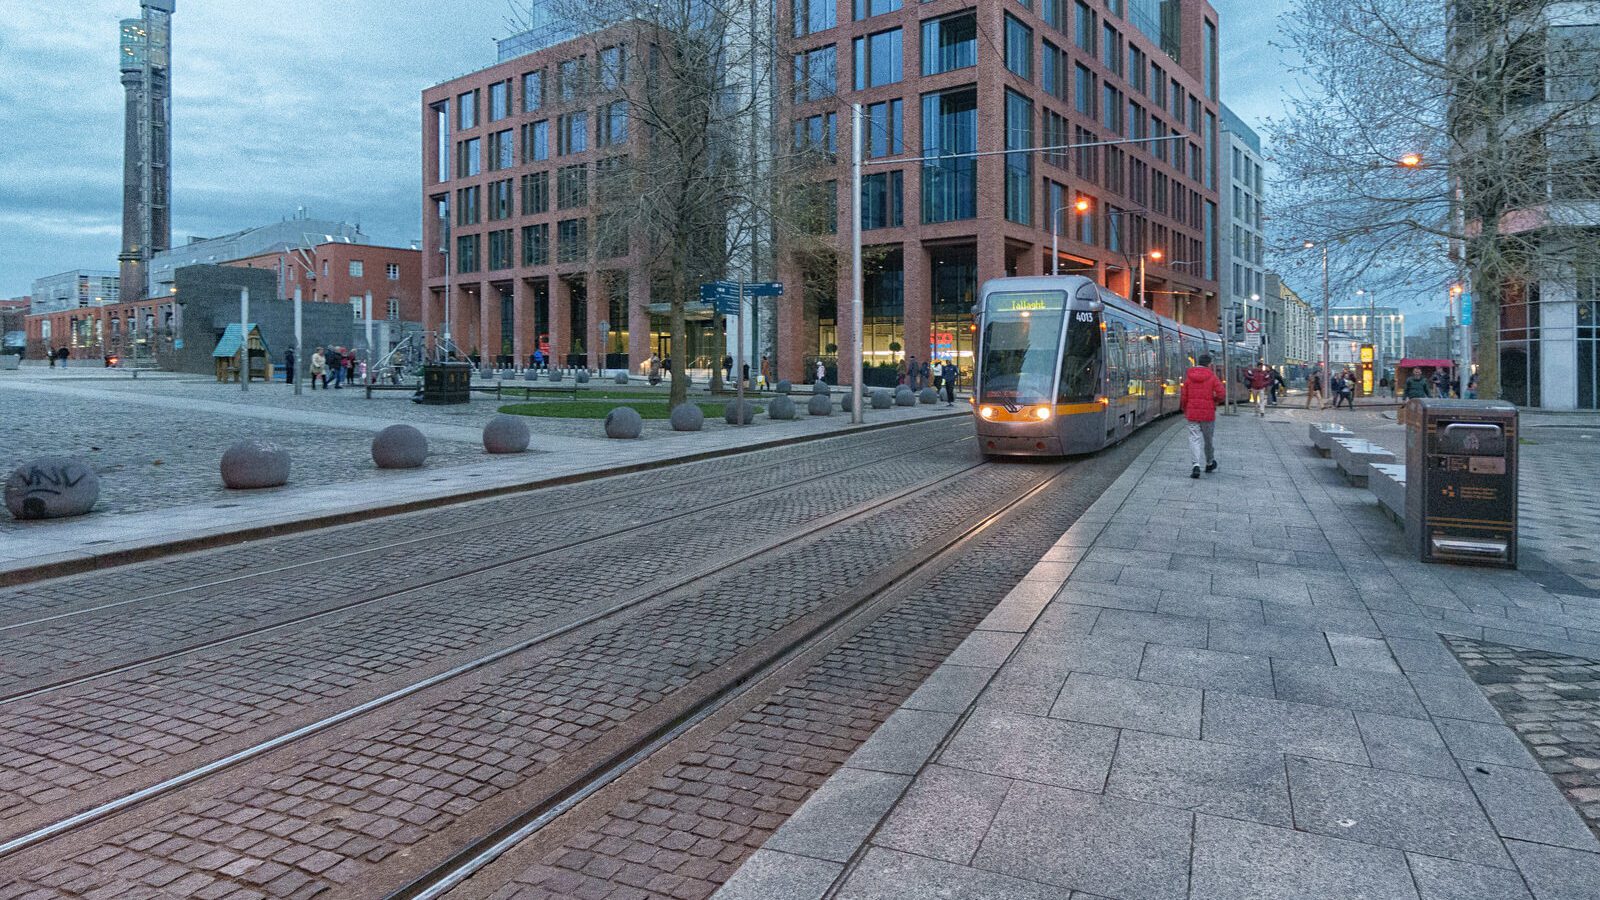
[1396,358,1454,369]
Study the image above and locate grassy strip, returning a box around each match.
[498,400,764,420]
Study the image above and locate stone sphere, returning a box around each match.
[919,387,939,404]
[841,391,856,413]
[5,457,99,520]
[871,389,893,410]
[807,394,832,416]
[811,380,830,396]
[575,370,590,384]
[220,440,290,489]
[895,387,916,406]
[482,414,531,454]
[614,372,630,385]
[768,394,796,420]
[669,403,704,431]
[776,380,793,394]
[548,369,564,383]
[524,369,538,382]
[372,424,428,469]
[724,399,756,425]
[605,406,644,438]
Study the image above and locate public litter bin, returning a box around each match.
[421,362,472,405]
[1404,399,1518,567]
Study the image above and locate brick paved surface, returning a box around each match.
[0,431,1046,899]
[1448,637,1600,837]
[0,433,976,833]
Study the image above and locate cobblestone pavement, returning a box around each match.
[1448,637,1600,837]
[0,427,975,833]
[461,426,1164,900]
[0,422,1076,899]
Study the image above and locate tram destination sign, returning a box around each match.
[989,291,1067,313]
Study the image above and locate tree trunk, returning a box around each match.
[670,267,689,408]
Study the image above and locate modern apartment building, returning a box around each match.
[29,271,121,314]
[1328,305,1404,368]
[423,0,1223,380]
[1218,105,1264,346]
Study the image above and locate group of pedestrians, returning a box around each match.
[302,346,357,389]
[1244,363,1286,417]
[896,356,935,390]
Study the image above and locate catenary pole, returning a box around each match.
[293,285,303,396]
[850,102,864,425]
[239,287,249,393]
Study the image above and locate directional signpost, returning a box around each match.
[699,282,784,424]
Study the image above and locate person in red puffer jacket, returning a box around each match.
[1180,353,1226,479]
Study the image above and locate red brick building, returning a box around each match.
[423,0,1222,380]
[224,242,423,326]
[24,296,177,361]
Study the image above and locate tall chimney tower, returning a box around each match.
[118,0,174,302]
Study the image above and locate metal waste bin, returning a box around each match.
[421,362,472,405]
[1404,399,1518,567]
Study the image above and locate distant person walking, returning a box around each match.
[46,346,54,368]
[532,347,545,371]
[326,348,345,389]
[816,360,826,383]
[284,348,296,385]
[759,355,770,390]
[1307,371,1322,409]
[1181,353,1225,479]
[941,360,958,406]
[309,347,327,390]
[1404,367,1429,400]
[724,355,734,382]
[919,359,931,392]
[1247,363,1272,417]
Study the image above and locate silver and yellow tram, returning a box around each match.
[972,274,1228,457]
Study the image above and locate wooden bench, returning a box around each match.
[1309,422,1354,457]
[1368,462,1407,524]
[1329,437,1397,488]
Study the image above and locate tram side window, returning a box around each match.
[1103,316,1127,397]
[1059,311,1101,402]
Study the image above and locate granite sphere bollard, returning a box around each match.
[768,394,796,420]
[919,387,939,404]
[575,370,590,384]
[871,389,893,409]
[669,403,704,431]
[896,386,917,406]
[807,393,832,416]
[614,371,630,385]
[4,457,99,520]
[482,414,531,454]
[524,369,538,382]
[548,369,564,383]
[776,380,793,394]
[840,391,855,413]
[811,380,830,396]
[371,424,429,469]
[724,399,756,425]
[220,440,290,489]
[605,406,644,438]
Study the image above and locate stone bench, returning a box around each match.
[1309,422,1355,457]
[1330,437,1397,488]
[1368,462,1407,524]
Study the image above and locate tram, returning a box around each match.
[972,274,1229,457]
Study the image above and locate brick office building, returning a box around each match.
[425,0,1222,380]
[224,242,424,327]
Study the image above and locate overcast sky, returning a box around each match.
[0,0,1291,300]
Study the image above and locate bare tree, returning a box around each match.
[1268,0,1600,398]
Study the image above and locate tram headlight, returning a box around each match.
[979,405,998,420]
[1032,406,1053,421]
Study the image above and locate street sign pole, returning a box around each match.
[293,286,303,396]
[736,281,746,425]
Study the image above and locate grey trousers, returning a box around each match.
[1187,421,1215,468]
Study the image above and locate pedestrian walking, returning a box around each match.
[724,355,734,382]
[941,360,958,405]
[46,346,54,368]
[896,358,907,386]
[1307,371,1322,408]
[1181,353,1225,479]
[284,348,296,385]
[741,362,750,386]
[533,347,545,371]
[1269,368,1285,405]
[326,348,345,388]
[309,347,327,389]
[1403,367,1429,400]
[759,355,770,390]
[919,359,931,392]
[815,360,825,383]
[906,355,918,389]
[1247,363,1271,417]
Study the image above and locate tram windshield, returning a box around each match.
[978,291,1066,405]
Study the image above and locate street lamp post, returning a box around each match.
[850,102,865,425]
[1304,240,1331,408]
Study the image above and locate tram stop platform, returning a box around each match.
[715,408,1600,900]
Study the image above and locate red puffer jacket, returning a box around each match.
[1181,366,1225,422]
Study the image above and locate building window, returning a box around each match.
[922,87,978,223]
[861,170,904,230]
[1042,41,1066,101]
[1128,46,1145,91]
[1101,84,1122,132]
[1102,23,1120,73]
[596,213,629,259]
[1004,15,1032,81]
[489,81,510,121]
[598,100,628,146]
[921,11,976,75]
[854,0,901,19]
[350,296,364,322]
[488,229,514,270]
[866,99,902,157]
[1203,19,1217,99]
[432,100,449,183]
[489,179,514,220]
[386,263,400,280]
[522,171,549,214]
[853,28,903,90]
[1074,1,1095,53]
[349,260,364,277]
[558,58,585,102]
[1075,63,1094,115]
[557,164,589,209]
[1005,90,1033,225]
[457,234,480,273]
[456,185,481,225]
[598,46,627,90]
[523,120,549,162]
[793,0,837,36]
[522,223,550,266]
[488,129,513,171]
[794,46,837,101]
[557,218,588,262]
[457,137,481,177]
[558,111,588,155]
[458,90,478,130]
[523,70,544,112]
[387,298,400,321]
[794,112,839,157]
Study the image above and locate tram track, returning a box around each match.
[0,451,1064,899]
[0,425,971,704]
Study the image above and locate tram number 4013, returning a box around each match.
[1074,312,1095,322]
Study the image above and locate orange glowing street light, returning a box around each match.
[1399,153,1423,168]
[1450,283,1464,296]
[1074,197,1090,213]
[1149,249,1163,261]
